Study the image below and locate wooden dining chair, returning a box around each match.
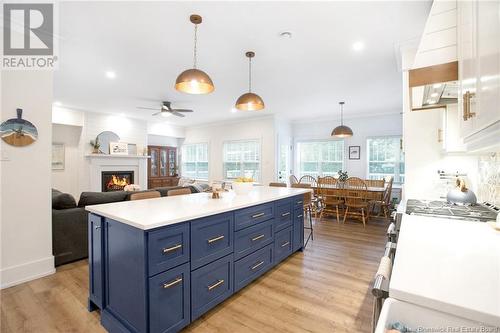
[291,183,313,247]
[269,182,287,187]
[167,188,192,196]
[365,179,385,188]
[129,190,161,201]
[370,176,394,219]
[299,175,317,187]
[343,177,369,227]
[289,175,299,185]
[317,176,343,223]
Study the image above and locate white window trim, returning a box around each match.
[366,135,404,184]
[222,138,262,181]
[180,142,209,181]
[294,138,346,178]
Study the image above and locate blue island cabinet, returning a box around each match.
[88,194,305,333]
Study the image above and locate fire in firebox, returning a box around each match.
[101,171,134,192]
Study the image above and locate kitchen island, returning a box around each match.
[85,186,310,333]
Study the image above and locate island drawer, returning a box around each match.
[274,226,293,264]
[191,254,233,320]
[148,223,190,276]
[234,243,273,292]
[234,203,274,231]
[191,213,234,270]
[149,263,190,333]
[292,194,305,210]
[275,199,293,232]
[234,219,273,260]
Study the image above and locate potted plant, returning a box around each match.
[90,138,101,154]
[338,170,348,182]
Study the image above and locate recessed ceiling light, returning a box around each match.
[279,31,292,39]
[431,92,439,97]
[230,108,237,113]
[105,71,116,79]
[53,101,62,106]
[352,41,365,51]
[433,83,442,89]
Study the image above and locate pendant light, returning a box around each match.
[175,14,214,94]
[235,51,265,111]
[331,102,353,137]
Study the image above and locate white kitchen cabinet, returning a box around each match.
[441,104,467,153]
[457,0,500,151]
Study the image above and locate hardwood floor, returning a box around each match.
[0,217,388,333]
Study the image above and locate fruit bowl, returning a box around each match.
[232,178,254,195]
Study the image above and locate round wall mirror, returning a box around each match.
[96,131,120,154]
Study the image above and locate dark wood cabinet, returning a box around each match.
[148,146,179,189]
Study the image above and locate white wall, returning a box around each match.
[52,124,84,199]
[148,134,181,147]
[1,71,55,288]
[292,113,403,179]
[183,116,276,184]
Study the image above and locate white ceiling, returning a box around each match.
[54,1,431,126]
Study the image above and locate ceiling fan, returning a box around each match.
[137,101,194,118]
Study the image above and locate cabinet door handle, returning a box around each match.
[252,212,265,219]
[163,244,182,253]
[297,201,303,204]
[281,241,290,247]
[251,234,265,242]
[251,261,264,270]
[468,92,476,119]
[207,235,225,244]
[281,212,290,217]
[297,214,303,218]
[163,277,183,289]
[95,225,101,230]
[463,92,469,121]
[207,279,224,291]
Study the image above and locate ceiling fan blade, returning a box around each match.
[171,109,194,112]
[171,111,186,117]
[137,106,160,111]
[152,111,162,116]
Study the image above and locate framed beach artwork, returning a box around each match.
[109,142,128,155]
[52,143,65,170]
[349,146,361,160]
[0,109,38,147]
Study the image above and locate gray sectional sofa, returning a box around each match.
[52,186,201,266]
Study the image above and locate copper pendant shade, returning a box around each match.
[235,51,265,111]
[332,102,353,137]
[175,15,215,94]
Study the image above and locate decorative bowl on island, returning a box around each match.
[232,178,254,195]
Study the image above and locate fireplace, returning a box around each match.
[101,171,134,192]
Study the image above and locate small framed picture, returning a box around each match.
[52,143,65,170]
[109,142,128,155]
[127,143,137,155]
[349,146,360,160]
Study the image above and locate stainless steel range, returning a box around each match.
[405,199,499,222]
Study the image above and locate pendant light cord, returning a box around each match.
[340,103,344,126]
[193,24,198,69]
[248,57,252,92]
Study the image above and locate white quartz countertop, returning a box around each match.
[390,214,500,326]
[86,186,310,230]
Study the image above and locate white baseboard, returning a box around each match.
[0,256,55,289]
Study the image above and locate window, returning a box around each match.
[296,140,344,178]
[181,143,208,180]
[223,140,260,180]
[367,136,405,183]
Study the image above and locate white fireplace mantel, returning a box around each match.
[86,154,149,192]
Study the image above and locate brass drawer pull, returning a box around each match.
[207,279,224,291]
[251,261,264,270]
[207,235,225,244]
[281,212,290,217]
[163,244,182,253]
[163,277,183,289]
[281,241,290,248]
[251,234,265,242]
[252,212,265,219]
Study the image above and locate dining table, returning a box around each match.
[310,184,387,201]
